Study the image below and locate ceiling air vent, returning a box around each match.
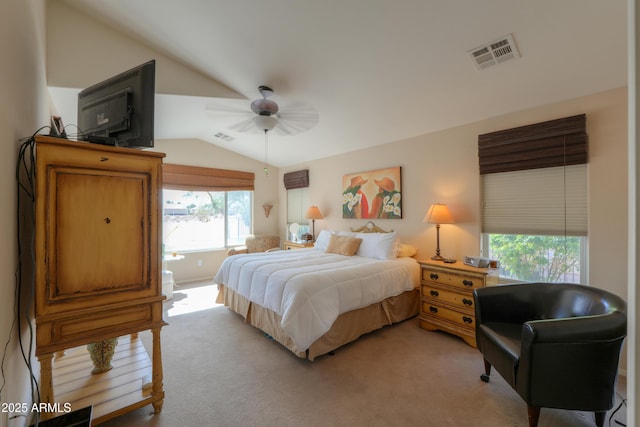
[213,132,234,142]
[468,34,520,70]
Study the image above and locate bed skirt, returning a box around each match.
[216,285,419,361]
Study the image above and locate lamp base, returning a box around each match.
[431,254,446,261]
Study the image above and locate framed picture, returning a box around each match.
[50,115,67,138]
[342,166,402,219]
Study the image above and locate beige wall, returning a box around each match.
[281,87,628,297]
[1,1,48,426]
[152,138,280,283]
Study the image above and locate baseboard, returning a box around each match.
[174,277,215,286]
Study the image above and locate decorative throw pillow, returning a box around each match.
[325,234,362,256]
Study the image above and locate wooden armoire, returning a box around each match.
[33,136,166,423]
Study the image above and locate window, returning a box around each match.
[161,163,255,254]
[478,115,588,284]
[480,165,588,283]
[163,190,252,253]
[482,234,586,283]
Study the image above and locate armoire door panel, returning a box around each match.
[51,170,149,299]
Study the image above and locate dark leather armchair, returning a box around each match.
[473,283,626,427]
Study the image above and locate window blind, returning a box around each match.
[481,164,588,236]
[163,164,254,191]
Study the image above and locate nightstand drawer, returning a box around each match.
[422,268,484,291]
[421,285,474,311]
[422,302,475,329]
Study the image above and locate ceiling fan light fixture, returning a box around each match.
[253,115,278,132]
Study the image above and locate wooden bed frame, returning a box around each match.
[216,222,420,360]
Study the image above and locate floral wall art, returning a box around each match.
[342,167,402,219]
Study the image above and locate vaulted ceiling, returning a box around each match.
[48,0,627,167]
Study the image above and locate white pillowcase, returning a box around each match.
[314,229,334,251]
[355,231,400,260]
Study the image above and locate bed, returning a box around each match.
[213,223,421,360]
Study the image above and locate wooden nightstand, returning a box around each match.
[418,260,499,347]
[284,241,314,250]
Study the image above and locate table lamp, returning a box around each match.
[423,203,455,261]
[305,206,324,240]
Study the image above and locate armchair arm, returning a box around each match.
[517,312,626,408]
[227,246,248,256]
[522,311,627,344]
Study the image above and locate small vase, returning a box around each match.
[87,337,119,374]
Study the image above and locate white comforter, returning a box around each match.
[214,248,420,351]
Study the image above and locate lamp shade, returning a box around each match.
[424,203,454,224]
[305,205,324,220]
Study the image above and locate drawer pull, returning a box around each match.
[429,306,438,313]
[430,273,439,280]
[430,290,439,297]
[462,279,474,287]
[462,316,473,324]
[462,298,473,306]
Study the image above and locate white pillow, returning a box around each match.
[355,231,400,260]
[314,229,334,251]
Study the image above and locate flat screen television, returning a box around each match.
[77,59,155,148]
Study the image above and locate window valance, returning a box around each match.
[283,169,309,189]
[478,114,588,175]
[163,164,254,191]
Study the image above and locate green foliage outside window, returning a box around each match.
[488,234,581,283]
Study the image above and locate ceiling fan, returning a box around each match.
[205,85,319,136]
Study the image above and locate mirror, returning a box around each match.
[287,188,310,240]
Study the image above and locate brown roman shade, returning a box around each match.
[163,163,254,191]
[283,169,309,189]
[478,114,588,175]
[479,115,588,236]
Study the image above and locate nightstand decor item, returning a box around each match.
[305,205,324,240]
[423,203,455,261]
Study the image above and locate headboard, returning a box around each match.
[350,221,393,233]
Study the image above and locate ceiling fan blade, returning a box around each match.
[227,117,261,133]
[271,119,302,136]
[275,103,320,135]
